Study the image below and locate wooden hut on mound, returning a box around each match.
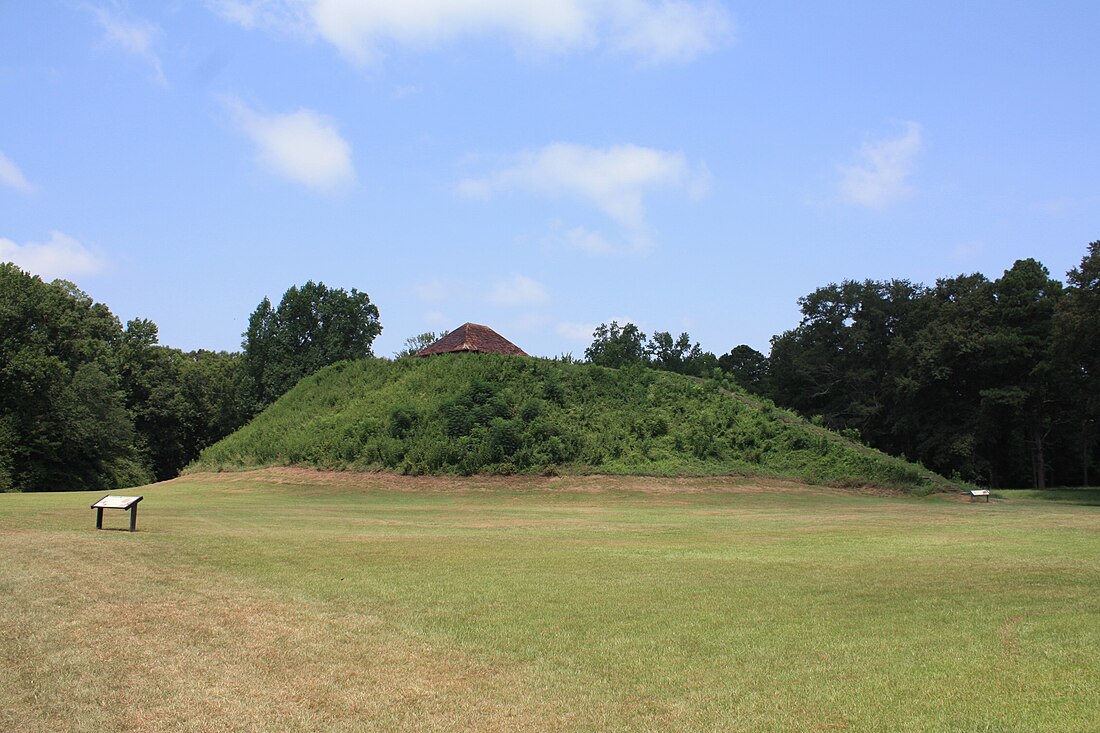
[416,323,528,357]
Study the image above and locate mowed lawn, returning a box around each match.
[2,471,1099,732]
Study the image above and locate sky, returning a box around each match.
[2,1,1098,359]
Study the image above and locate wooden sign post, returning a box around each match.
[91,495,144,532]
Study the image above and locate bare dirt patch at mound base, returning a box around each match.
[171,466,903,498]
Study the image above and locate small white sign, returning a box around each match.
[92,495,142,509]
[970,489,990,497]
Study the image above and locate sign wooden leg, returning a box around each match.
[129,505,137,532]
[96,507,103,529]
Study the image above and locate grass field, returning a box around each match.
[2,470,1098,732]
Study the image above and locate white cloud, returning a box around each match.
[1032,194,1100,216]
[951,240,985,262]
[392,84,421,99]
[207,0,311,35]
[556,224,653,256]
[837,121,923,208]
[489,273,549,306]
[311,0,593,64]
[213,0,733,65]
[413,279,452,302]
[0,151,36,193]
[423,310,449,327]
[556,321,597,343]
[564,226,616,255]
[0,231,105,280]
[460,143,706,251]
[609,0,733,64]
[88,5,167,85]
[455,177,492,200]
[556,315,636,343]
[223,96,356,192]
[508,312,550,332]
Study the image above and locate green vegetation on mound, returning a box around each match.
[192,354,947,491]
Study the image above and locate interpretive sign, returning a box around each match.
[91,495,143,531]
[969,489,991,503]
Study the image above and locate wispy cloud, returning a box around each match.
[459,142,707,252]
[488,273,549,306]
[413,278,453,302]
[556,321,597,343]
[423,309,449,328]
[88,4,167,85]
[213,0,733,66]
[207,0,310,35]
[556,315,635,343]
[609,0,733,64]
[0,231,104,280]
[0,151,36,194]
[837,121,923,208]
[951,240,985,262]
[223,96,356,192]
[563,226,616,255]
[1031,194,1100,216]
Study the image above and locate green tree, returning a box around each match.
[718,345,768,392]
[1,264,269,489]
[891,273,991,482]
[981,259,1063,487]
[585,322,649,368]
[648,331,689,372]
[243,281,382,408]
[0,264,149,490]
[177,350,252,464]
[647,331,716,376]
[767,278,927,454]
[1054,241,1100,485]
[118,318,187,481]
[116,321,252,481]
[394,330,448,359]
[766,263,1067,487]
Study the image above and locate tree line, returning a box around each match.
[0,265,380,491]
[585,242,1100,488]
[2,240,1096,491]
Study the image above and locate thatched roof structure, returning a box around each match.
[416,323,528,357]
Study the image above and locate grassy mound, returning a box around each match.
[191,354,948,491]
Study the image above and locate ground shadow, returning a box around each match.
[998,488,1100,506]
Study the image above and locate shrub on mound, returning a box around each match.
[191,354,947,492]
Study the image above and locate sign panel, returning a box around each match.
[91,495,142,509]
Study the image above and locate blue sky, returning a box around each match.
[2,1,1097,358]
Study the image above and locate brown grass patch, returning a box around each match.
[0,529,554,733]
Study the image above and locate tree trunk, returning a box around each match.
[1035,430,1046,489]
[1085,418,1091,487]
[1029,415,1047,489]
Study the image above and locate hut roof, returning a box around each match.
[416,323,528,357]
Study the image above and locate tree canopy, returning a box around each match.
[585,322,717,377]
[0,264,252,491]
[0,264,144,491]
[762,255,1092,488]
[584,321,649,368]
[243,281,382,408]
[394,330,448,359]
